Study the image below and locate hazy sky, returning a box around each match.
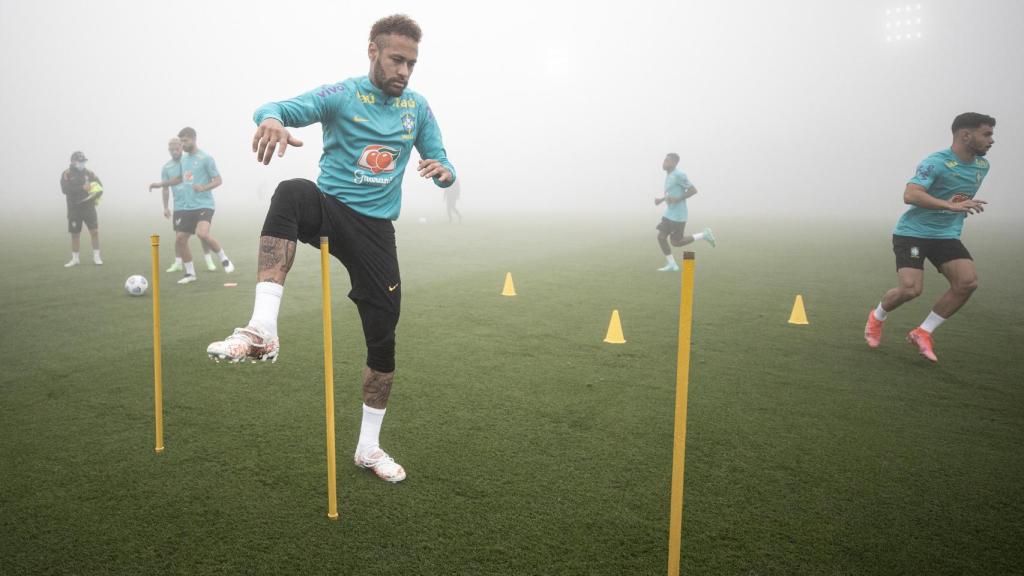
[1,0,1020,226]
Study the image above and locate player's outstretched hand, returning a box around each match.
[418,159,452,184]
[952,198,987,216]
[253,118,303,165]
[655,197,665,206]
[163,208,171,219]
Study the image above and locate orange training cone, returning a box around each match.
[788,294,809,325]
[603,309,626,344]
[501,272,517,296]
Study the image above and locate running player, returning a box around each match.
[148,137,216,272]
[206,15,456,483]
[864,112,994,362]
[175,127,234,284]
[60,151,103,267]
[655,153,715,272]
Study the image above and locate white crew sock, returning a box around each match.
[216,249,228,262]
[873,303,888,321]
[174,257,184,267]
[184,261,195,276]
[248,282,284,337]
[356,404,387,454]
[665,254,675,265]
[70,252,80,262]
[920,311,946,333]
[692,232,705,241]
[93,249,101,258]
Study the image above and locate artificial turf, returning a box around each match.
[1,214,1021,575]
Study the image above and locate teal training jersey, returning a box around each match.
[180,150,219,210]
[663,169,692,222]
[253,75,456,220]
[160,159,190,211]
[893,148,990,239]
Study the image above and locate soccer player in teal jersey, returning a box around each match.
[148,137,217,273]
[865,113,994,362]
[654,153,715,272]
[207,15,456,484]
[173,127,234,284]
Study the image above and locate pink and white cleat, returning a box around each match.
[354,446,406,483]
[206,326,279,363]
[907,328,938,363]
[864,311,884,348]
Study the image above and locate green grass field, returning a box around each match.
[2,215,1022,575]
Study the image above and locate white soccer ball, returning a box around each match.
[124,275,149,296]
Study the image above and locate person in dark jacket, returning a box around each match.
[61,151,103,266]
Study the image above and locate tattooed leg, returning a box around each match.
[362,366,394,410]
[257,236,297,285]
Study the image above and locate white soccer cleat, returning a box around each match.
[207,325,279,363]
[64,259,79,268]
[222,259,235,274]
[703,228,716,247]
[354,446,406,483]
[177,274,197,284]
[657,262,680,272]
[166,261,183,273]
[93,254,103,265]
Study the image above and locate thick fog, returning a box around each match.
[1,0,1021,226]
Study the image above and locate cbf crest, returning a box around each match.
[401,113,416,136]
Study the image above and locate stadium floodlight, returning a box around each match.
[884,4,924,43]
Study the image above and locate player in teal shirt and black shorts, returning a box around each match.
[207,15,456,484]
[173,127,234,284]
[654,153,715,272]
[865,113,994,362]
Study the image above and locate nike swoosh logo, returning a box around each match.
[388,283,399,292]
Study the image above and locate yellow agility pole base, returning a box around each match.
[667,251,696,575]
[320,237,339,521]
[150,234,164,453]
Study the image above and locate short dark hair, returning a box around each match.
[951,113,995,133]
[178,126,197,139]
[666,153,680,162]
[369,14,422,47]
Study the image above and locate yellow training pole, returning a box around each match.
[151,234,164,454]
[320,237,339,521]
[667,251,696,575]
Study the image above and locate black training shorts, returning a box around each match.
[656,217,686,242]
[261,179,401,372]
[892,235,972,271]
[67,202,98,233]
[173,209,215,234]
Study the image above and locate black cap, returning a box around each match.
[71,151,88,162]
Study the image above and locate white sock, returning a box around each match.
[873,303,888,321]
[203,253,214,261]
[93,249,101,258]
[356,404,387,454]
[184,261,195,276]
[692,232,705,241]
[248,281,283,337]
[216,249,228,262]
[920,311,946,333]
[70,252,80,262]
[174,257,183,266]
[665,254,675,265]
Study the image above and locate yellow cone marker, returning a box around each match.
[788,294,809,325]
[151,235,164,454]
[501,272,517,296]
[603,309,626,344]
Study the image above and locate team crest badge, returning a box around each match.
[401,113,415,135]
